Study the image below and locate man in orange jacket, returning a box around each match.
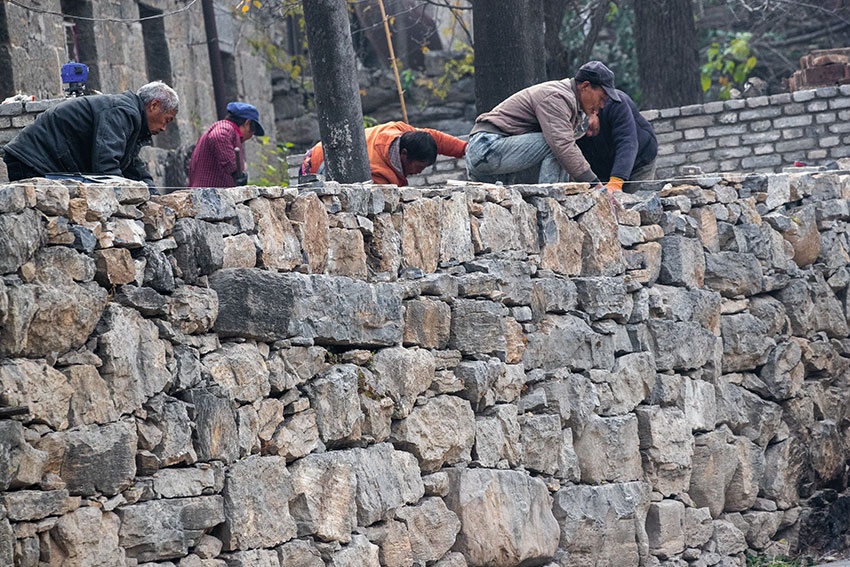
[300,121,467,186]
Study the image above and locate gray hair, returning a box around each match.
[137,81,179,113]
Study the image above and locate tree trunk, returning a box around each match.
[543,0,570,80]
[302,0,371,183]
[471,0,546,114]
[634,0,702,108]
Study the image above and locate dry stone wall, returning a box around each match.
[2,168,850,567]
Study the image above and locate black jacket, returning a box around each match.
[577,90,657,182]
[4,91,154,185]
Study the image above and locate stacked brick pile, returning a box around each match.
[788,48,850,91]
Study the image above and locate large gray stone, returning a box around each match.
[210,270,403,346]
[636,406,694,496]
[181,388,239,464]
[519,413,561,475]
[533,196,583,276]
[288,452,357,542]
[449,298,508,356]
[1,488,75,521]
[0,208,45,274]
[592,351,655,416]
[439,191,474,264]
[445,468,559,567]
[688,427,739,518]
[704,252,763,298]
[97,304,171,416]
[1,358,74,430]
[553,481,651,566]
[659,235,705,289]
[249,197,301,271]
[714,377,783,447]
[402,197,440,272]
[172,217,225,284]
[648,319,718,372]
[219,455,297,551]
[304,364,363,446]
[201,342,271,403]
[140,393,197,468]
[0,279,107,358]
[721,313,776,373]
[49,506,126,566]
[573,414,642,484]
[36,420,136,497]
[118,496,224,562]
[646,499,686,559]
[338,443,424,526]
[391,394,475,472]
[367,347,435,418]
[524,313,614,372]
[395,497,460,563]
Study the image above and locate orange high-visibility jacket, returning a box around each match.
[305,121,467,186]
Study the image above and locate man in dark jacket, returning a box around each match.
[3,80,179,192]
[577,89,657,193]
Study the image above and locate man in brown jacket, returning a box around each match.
[465,61,620,186]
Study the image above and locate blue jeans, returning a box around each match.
[465,132,569,184]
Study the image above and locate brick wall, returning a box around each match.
[0,99,62,145]
[289,84,850,185]
[647,84,850,178]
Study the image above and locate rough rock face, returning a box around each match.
[2,169,850,566]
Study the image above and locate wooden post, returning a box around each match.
[377,0,409,123]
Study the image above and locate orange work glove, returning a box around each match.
[606,176,624,192]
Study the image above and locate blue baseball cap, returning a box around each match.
[226,101,265,136]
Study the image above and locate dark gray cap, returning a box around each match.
[575,61,621,102]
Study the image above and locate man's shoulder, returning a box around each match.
[614,89,636,105]
[84,91,141,113]
[530,79,577,103]
[371,121,412,136]
[528,79,573,95]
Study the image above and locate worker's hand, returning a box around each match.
[604,177,624,193]
[232,171,248,186]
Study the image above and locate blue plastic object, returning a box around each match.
[61,62,88,96]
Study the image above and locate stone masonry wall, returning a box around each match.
[2,167,850,566]
[287,85,850,185]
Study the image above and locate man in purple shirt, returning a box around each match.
[188,102,265,188]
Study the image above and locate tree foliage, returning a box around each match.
[701,32,757,100]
